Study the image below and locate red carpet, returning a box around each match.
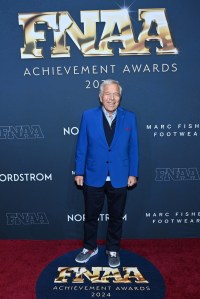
[0,239,199,299]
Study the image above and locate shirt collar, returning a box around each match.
[102,106,117,118]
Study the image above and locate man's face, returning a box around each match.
[100,83,121,114]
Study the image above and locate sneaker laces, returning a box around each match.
[109,251,117,257]
[82,248,89,254]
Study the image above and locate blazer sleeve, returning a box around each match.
[75,112,88,176]
[129,113,139,177]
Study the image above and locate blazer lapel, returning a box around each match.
[96,107,108,147]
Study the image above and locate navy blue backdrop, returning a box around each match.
[0,0,199,239]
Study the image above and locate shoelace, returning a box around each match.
[82,248,89,254]
[109,251,117,257]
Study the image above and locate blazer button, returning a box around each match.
[108,149,111,152]
[106,161,109,163]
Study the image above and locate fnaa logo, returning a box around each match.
[6,212,49,225]
[18,8,178,59]
[155,168,200,181]
[0,125,44,139]
[54,266,149,284]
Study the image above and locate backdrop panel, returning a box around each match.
[0,0,199,239]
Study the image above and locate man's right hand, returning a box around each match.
[75,176,84,186]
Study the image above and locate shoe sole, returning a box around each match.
[108,261,120,268]
[75,248,98,263]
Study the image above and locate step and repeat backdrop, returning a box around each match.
[0,0,199,239]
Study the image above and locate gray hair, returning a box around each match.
[99,79,122,96]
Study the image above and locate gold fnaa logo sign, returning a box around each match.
[54,267,149,284]
[18,9,178,58]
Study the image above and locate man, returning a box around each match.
[74,79,139,267]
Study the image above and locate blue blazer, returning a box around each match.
[75,106,139,188]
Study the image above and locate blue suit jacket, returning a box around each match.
[75,106,139,188]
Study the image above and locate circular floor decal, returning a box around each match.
[36,246,165,299]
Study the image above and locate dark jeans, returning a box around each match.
[83,181,127,252]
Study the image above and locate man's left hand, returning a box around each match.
[128,176,137,187]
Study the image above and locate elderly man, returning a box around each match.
[75,79,139,267]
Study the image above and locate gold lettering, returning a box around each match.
[72,267,103,283]
[123,267,149,283]
[54,267,149,284]
[52,11,100,57]
[100,267,125,283]
[98,9,137,56]
[138,9,178,55]
[19,9,178,58]
[18,12,58,58]
[54,267,73,283]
